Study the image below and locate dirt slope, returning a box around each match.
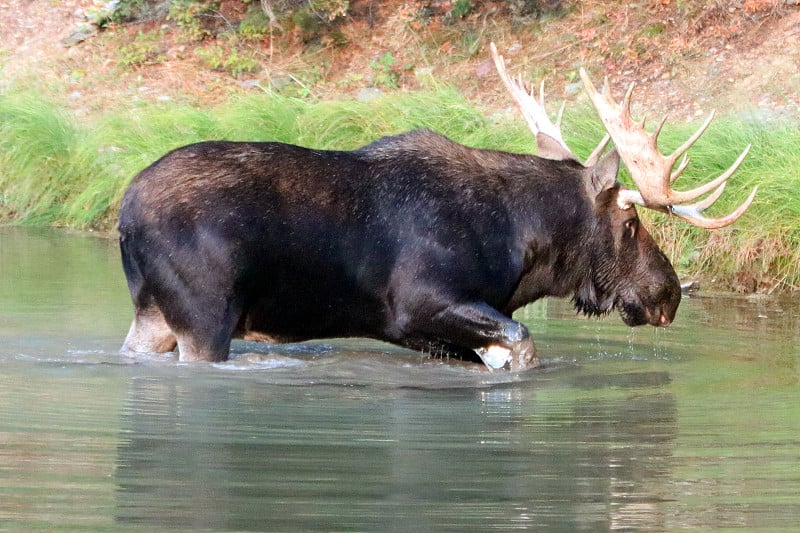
[1,1,798,120]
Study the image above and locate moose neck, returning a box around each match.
[501,155,598,313]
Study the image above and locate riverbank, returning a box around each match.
[1,1,799,292]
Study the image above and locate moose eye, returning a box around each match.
[623,218,638,239]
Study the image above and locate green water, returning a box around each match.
[0,226,798,531]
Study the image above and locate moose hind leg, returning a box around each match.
[175,330,233,363]
[172,298,244,363]
[122,306,177,354]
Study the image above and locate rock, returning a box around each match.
[239,79,261,90]
[565,81,582,96]
[681,281,700,293]
[85,0,120,26]
[62,25,97,48]
[357,87,383,102]
[269,75,293,91]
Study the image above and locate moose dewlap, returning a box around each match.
[118,44,755,371]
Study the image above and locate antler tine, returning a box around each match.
[622,82,636,118]
[686,181,728,212]
[490,42,573,160]
[671,153,689,184]
[571,69,617,167]
[536,80,544,107]
[585,133,611,167]
[555,100,566,128]
[534,81,567,129]
[579,66,757,229]
[601,77,613,104]
[667,144,752,204]
[671,185,758,229]
[669,110,716,166]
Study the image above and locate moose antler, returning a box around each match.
[490,43,610,163]
[579,68,757,229]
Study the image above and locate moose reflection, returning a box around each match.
[114,372,677,530]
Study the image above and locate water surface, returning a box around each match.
[0,226,798,531]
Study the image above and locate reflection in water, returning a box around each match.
[1,227,799,530]
[114,371,676,531]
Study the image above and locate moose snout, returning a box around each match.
[646,307,671,327]
[645,300,678,327]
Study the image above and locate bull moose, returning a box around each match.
[118,43,756,370]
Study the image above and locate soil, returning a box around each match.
[1,1,798,122]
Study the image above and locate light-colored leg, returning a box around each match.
[510,336,539,371]
[176,333,231,363]
[121,307,177,354]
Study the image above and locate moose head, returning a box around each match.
[490,43,757,329]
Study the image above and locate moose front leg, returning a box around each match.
[474,322,538,372]
[403,302,539,371]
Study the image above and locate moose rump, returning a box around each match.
[118,132,540,366]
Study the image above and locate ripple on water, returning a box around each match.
[213,344,544,390]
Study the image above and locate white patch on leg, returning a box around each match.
[122,313,176,354]
[474,344,512,371]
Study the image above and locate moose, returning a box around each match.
[118,43,756,371]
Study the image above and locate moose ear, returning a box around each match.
[536,133,574,161]
[585,147,620,197]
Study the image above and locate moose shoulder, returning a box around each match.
[118,44,755,371]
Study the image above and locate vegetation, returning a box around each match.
[90,0,573,97]
[0,85,796,291]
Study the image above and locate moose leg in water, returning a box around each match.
[397,302,537,371]
[120,227,246,362]
[123,306,177,354]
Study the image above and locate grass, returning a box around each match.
[0,85,797,291]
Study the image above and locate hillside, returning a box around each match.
[1,1,798,119]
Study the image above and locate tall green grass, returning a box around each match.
[0,87,797,290]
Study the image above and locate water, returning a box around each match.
[1,226,798,531]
